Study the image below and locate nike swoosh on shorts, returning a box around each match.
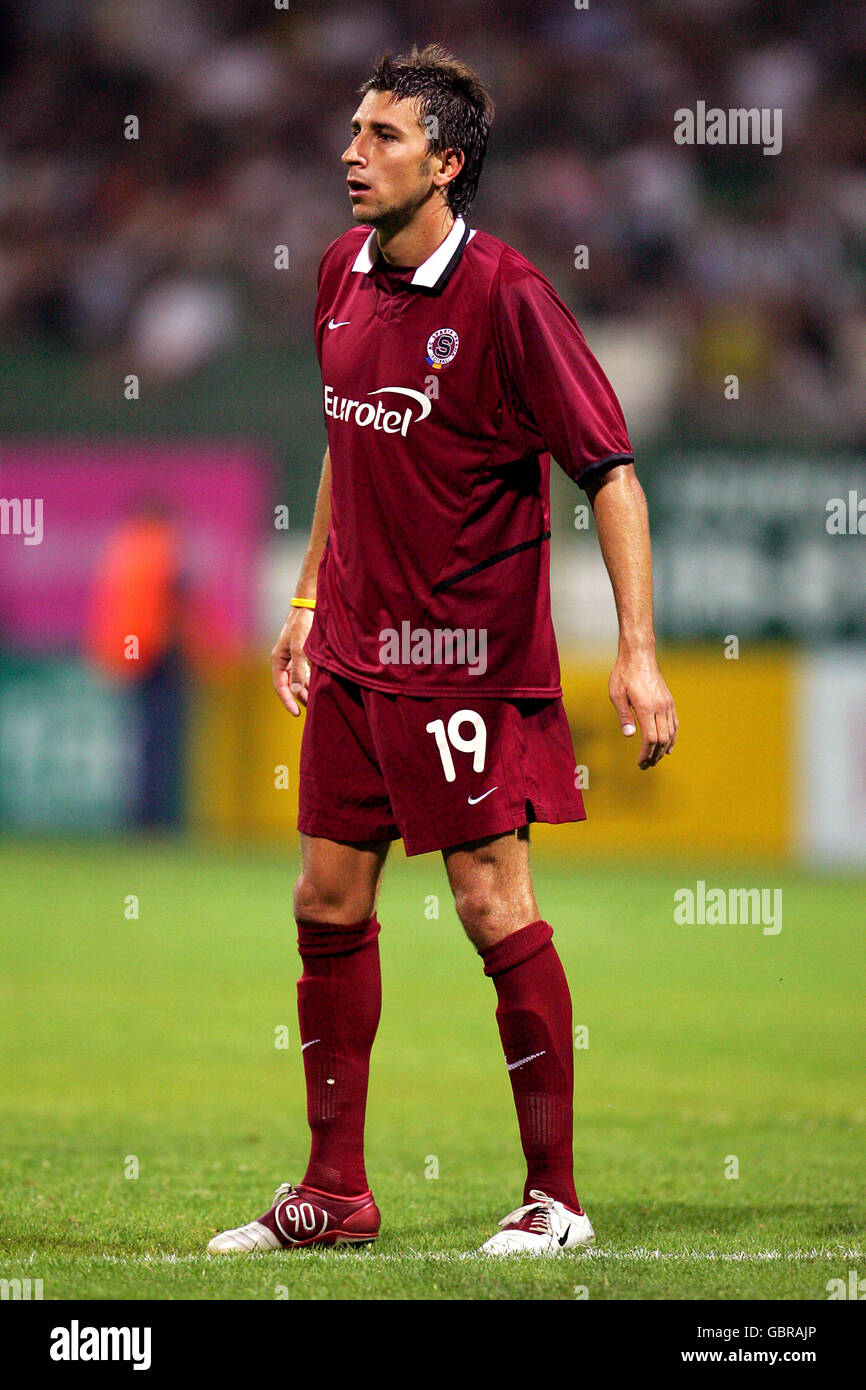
[467,786,499,805]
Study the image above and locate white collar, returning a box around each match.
[351,216,475,288]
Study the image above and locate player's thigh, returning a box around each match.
[442,825,539,949]
[298,664,400,847]
[294,832,391,924]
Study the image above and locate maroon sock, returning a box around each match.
[296,914,381,1197]
[481,920,581,1211]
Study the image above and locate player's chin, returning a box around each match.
[351,203,381,225]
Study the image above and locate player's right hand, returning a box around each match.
[271,607,314,716]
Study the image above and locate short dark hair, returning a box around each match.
[359,43,494,219]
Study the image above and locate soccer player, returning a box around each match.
[209,43,677,1258]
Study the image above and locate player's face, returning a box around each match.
[342,90,444,230]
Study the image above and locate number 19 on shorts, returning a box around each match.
[425,710,487,782]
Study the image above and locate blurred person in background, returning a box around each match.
[85,500,188,828]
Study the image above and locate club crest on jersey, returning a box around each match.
[425,327,460,370]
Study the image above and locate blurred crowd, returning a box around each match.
[0,0,864,443]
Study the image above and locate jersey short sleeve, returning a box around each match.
[491,250,634,488]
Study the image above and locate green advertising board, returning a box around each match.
[640,452,866,640]
[0,657,141,831]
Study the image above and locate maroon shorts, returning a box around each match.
[297,664,586,857]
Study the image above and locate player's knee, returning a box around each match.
[292,871,376,926]
[452,886,500,941]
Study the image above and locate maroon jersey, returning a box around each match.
[304,216,633,696]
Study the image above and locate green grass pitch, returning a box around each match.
[0,837,862,1301]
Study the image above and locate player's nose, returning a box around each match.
[342,137,365,166]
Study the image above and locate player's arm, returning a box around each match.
[271,446,331,717]
[585,461,678,769]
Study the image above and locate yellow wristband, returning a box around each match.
[291,597,316,610]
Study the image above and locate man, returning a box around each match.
[209,43,677,1259]
[86,502,188,828]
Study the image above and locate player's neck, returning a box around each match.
[374,204,456,270]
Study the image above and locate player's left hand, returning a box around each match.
[609,646,678,769]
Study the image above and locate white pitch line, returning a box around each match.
[338,1248,864,1264]
[578,1248,865,1263]
[87,1247,863,1266]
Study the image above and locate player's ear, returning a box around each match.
[435,147,465,189]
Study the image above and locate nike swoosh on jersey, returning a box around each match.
[328,318,351,329]
[467,786,499,805]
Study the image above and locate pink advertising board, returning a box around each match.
[0,440,272,656]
